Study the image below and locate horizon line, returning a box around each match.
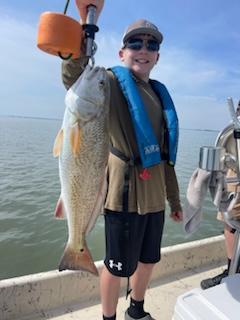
[0,114,219,132]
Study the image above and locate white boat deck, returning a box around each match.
[0,235,226,320]
[25,265,224,320]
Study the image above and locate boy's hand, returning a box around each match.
[170,211,183,222]
[75,0,104,24]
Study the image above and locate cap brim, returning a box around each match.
[123,27,163,44]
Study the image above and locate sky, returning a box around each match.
[0,0,239,130]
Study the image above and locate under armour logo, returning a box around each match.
[109,260,122,271]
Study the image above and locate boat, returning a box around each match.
[0,235,226,320]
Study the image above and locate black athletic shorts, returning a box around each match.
[104,210,165,277]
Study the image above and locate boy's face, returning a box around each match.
[119,34,160,82]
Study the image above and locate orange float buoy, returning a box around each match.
[37,12,83,59]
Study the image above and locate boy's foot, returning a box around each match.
[125,310,155,320]
[200,269,228,290]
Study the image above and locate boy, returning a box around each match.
[62,1,182,319]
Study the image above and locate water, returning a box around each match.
[0,117,223,280]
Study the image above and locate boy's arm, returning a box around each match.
[164,163,182,215]
[62,1,104,89]
[61,56,89,90]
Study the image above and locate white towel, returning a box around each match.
[183,168,211,234]
[184,168,239,234]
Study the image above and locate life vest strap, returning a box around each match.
[110,145,141,212]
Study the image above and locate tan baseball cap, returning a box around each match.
[122,19,163,45]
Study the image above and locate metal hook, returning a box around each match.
[58,52,73,60]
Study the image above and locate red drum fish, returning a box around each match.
[53,65,110,275]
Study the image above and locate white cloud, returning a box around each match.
[174,94,232,130]
[94,33,121,68]
[151,46,240,130]
[0,14,239,130]
[153,47,226,95]
[0,14,65,118]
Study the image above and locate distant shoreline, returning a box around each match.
[0,114,219,132]
[0,114,61,122]
[180,127,219,132]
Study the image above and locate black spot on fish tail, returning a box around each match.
[58,244,98,276]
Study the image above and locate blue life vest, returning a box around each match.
[111,66,179,168]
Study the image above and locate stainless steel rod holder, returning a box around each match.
[199,146,225,171]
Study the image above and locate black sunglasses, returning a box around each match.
[124,38,160,52]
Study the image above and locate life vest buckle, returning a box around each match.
[139,168,151,180]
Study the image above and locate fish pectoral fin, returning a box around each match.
[70,124,82,157]
[53,129,64,157]
[54,196,66,219]
[58,244,98,276]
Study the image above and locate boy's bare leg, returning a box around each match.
[130,262,155,301]
[224,223,235,259]
[100,265,121,317]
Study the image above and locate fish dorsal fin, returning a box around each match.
[70,124,82,156]
[53,129,64,157]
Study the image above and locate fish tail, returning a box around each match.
[58,244,98,276]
